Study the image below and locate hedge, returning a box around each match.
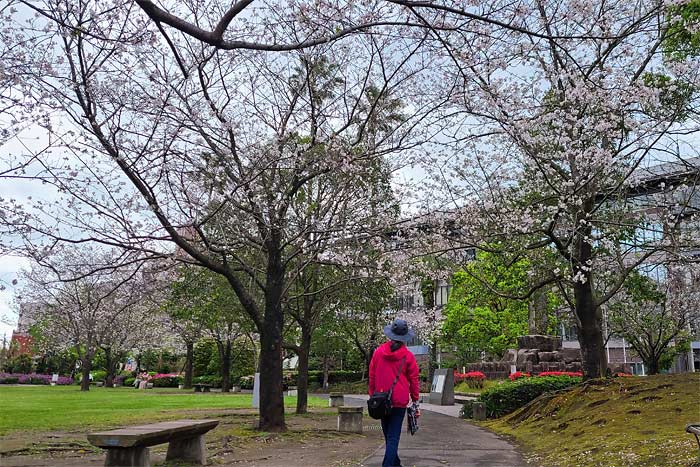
[476,375,582,418]
[0,372,73,385]
[151,375,183,388]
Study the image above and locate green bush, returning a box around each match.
[192,375,222,388]
[478,375,581,418]
[0,377,19,384]
[151,376,183,388]
[91,370,108,382]
[124,377,136,387]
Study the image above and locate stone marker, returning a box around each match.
[252,373,261,408]
[472,402,486,421]
[329,392,344,407]
[429,368,455,406]
[337,406,363,433]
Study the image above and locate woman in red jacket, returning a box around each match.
[369,319,421,467]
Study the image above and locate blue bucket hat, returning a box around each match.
[383,319,415,342]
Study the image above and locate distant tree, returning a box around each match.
[607,265,700,374]
[443,251,533,361]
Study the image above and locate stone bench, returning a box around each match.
[329,392,344,407]
[337,406,362,433]
[193,383,212,392]
[687,423,700,458]
[87,419,219,467]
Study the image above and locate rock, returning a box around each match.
[539,351,557,362]
[502,349,518,364]
[516,349,539,366]
[517,335,562,352]
[560,348,582,364]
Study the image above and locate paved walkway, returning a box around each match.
[343,395,527,467]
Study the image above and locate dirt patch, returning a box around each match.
[0,409,384,467]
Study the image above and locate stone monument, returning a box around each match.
[429,368,454,405]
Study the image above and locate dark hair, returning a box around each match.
[390,340,404,352]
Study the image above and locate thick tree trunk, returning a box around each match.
[80,355,92,392]
[646,357,660,375]
[572,208,607,380]
[184,341,194,389]
[258,242,286,432]
[295,328,312,415]
[574,278,607,379]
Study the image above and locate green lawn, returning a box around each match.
[0,386,327,435]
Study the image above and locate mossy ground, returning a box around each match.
[483,373,700,467]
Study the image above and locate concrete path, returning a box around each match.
[344,395,527,467]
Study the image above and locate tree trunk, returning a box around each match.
[184,341,194,389]
[258,243,286,432]
[104,347,115,387]
[528,286,549,334]
[295,328,312,414]
[645,356,660,375]
[221,341,232,392]
[574,280,607,379]
[80,355,92,392]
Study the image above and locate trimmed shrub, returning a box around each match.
[151,375,183,388]
[193,375,223,388]
[124,377,136,387]
[478,375,582,418]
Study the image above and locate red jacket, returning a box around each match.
[368,341,420,408]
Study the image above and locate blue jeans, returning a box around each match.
[381,407,406,467]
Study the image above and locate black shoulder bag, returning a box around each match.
[367,356,406,420]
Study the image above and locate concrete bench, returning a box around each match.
[687,423,700,458]
[193,383,212,392]
[87,419,219,466]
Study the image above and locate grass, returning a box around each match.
[0,385,327,435]
[482,373,700,467]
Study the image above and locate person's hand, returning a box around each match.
[415,409,421,418]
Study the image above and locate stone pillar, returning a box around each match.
[166,435,207,465]
[105,446,150,467]
[472,402,486,421]
[337,406,363,433]
[329,392,344,407]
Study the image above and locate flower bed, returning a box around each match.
[455,370,487,389]
[0,372,73,385]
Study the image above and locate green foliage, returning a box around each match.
[442,250,536,360]
[192,375,223,388]
[151,376,183,388]
[123,377,136,387]
[91,370,107,382]
[477,375,582,418]
[664,0,700,60]
[34,349,78,375]
[4,354,34,374]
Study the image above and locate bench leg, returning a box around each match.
[166,435,207,465]
[104,446,150,467]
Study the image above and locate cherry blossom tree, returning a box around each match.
[0,0,439,430]
[19,247,163,391]
[397,0,700,378]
